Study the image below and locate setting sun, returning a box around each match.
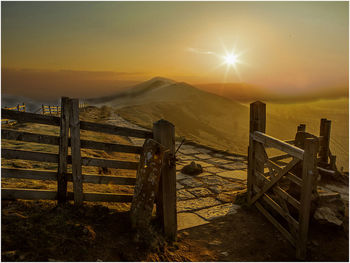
[223,53,238,66]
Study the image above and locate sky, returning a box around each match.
[1,1,349,100]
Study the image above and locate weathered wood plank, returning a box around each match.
[255,201,296,247]
[255,170,301,210]
[2,188,133,202]
[80,120,153,139]
[266,159,302,187]
[1,130,142,154]
[253,184,299,230]
[250,158,300,205]
[319,119,331,165]
[1,129,60,145]
[2,109,60,126]
[1,168,136,185]
[2,188,57,200]
[58,97,70,203]
[2,148,139,170]
[153,119,177,240]
[253,131,304,160]
[79,139,142,154]
[2,148,58,163]
[69,99,83,206]
[80,157,139,169]
[269,153,291,162]
[284,139,295,144]
[248,101,266,204]
[1,168,57,181]
[296,138,318,260]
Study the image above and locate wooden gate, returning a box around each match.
[248,101,319,260]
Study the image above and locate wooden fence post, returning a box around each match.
[248,101,266,204]
[42,104,45,115]
[69,98,83,206]
[296,138,318,260]
[153,119,177,241]
[57,97,70,204]
[17,104,20,111]
[297,124,306,132]
[319,119,331,165]
[22,103,26,112]
[49,106,52,115]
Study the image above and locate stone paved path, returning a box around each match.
[107,112,248,230]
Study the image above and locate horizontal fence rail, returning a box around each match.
[2,109,60,126]
[252,131,304,160]
[2,129,143,154]
[2,168,136,185]
[1,149,139,170]
[2,188,133,203]
[80,120,153,139]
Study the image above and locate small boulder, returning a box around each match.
[181,161,203,175]
[313,195,345,226]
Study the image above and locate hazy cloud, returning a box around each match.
[187,47,215,55]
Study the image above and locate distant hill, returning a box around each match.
[87,77,348,170]
[196,83,348,102]
[87,77,250,153]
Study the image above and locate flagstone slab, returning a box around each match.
[212,153,225,158]
[194,153,213,160]
[196,172,216,177]
[176,182,184,190]
[178,155,197,161]
[200,175,230,186]
[194,203,241,221]
[176,172,193,181]
[209,183,246,194]
[177,189,196,201]
[177,197,221,212]
[196,148,212,154]
[219,163,247,170]
[205,166,226,174]
[208,158,233,164]
[187,187,213,198]
[216,190,246,203]
[217,170,247,181]
[179,147,200,155]
[180,178,205,188]
[177,212,209,230]
[225,156,246,161]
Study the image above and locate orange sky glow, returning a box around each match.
[1,1,349,100]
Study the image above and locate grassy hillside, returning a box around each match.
[92,78,348,170]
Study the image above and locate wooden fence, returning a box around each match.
[41,101,87,115]
[2,103,26,125]
[1,97,177,240]
[247,101,339,260]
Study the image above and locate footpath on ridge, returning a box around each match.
[105,112,253,230]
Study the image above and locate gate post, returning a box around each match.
[297,124,306,132]
[296,138,318,260]
[248,101,266,204]
[319,118,331,166]
[69,98,83,206]
[57,97,70,204]
[153,119,177,241]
